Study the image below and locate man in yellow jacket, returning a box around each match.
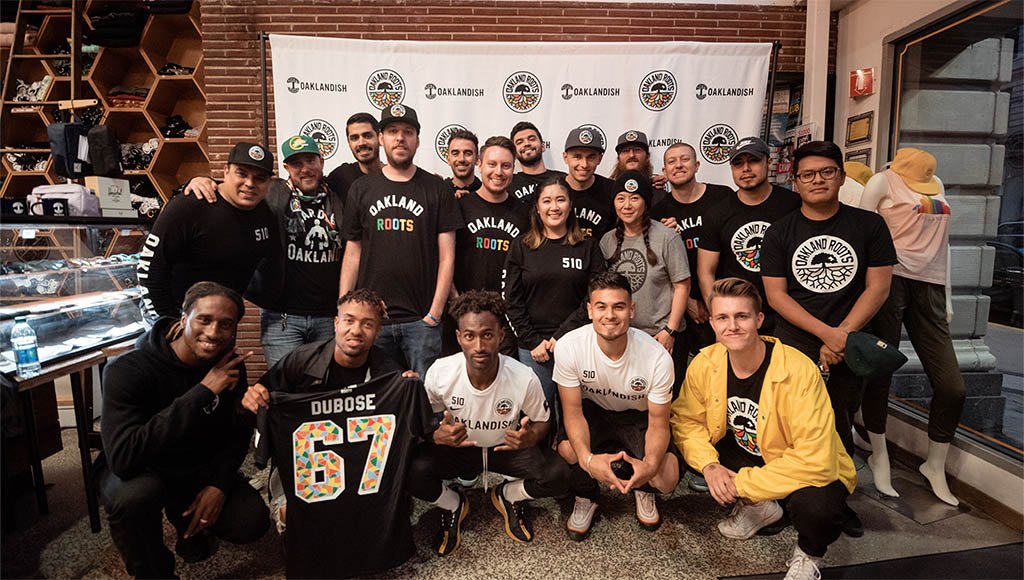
[671,277,857,580]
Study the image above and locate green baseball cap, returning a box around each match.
[281,135,322,162]
[844,331,908,378]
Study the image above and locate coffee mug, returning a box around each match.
[1,198,28,215]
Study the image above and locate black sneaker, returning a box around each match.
[490,482,533,542]
[434,490,469,556]
[843,507,864,538]
[175,533,213,563]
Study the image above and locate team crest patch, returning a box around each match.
[495,398,514,416]
[625,130,639,142]
[791,235,858,293]
[624,178,639,193]
[503,71,542,113]
[390,104,406,117]
[730,221,771,272]
[700,124,738,165]
[366,69,405,110]
[248,146,265,161]
[288,136,309,150]
[639,70,677,111]
[299,119,339,159]
[629,376,649,393]
[435,124,467,161]
[579,130,593,145]
[576,124,606,151]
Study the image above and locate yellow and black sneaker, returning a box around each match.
[434,490,469,556]
[490,481,534,542]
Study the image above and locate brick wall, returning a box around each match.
[199,0,834,378]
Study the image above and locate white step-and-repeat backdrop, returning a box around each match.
[270,35,771,185]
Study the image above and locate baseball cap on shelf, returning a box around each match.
[564,127,605,153]
[615,130,649,153]
[614,170,653,208]
[281,135,322,162]
[890,148,941,195]
[379,103,420,132]
[729,136,769,163]
[227,142,274,175]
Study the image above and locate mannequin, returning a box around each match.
[858,148,965,506]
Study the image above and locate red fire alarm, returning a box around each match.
[850,68,874,98]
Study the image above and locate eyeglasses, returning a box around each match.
[795,167,841,183]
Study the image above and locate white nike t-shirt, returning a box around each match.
[424,353,549,448]
[553,325,674,412]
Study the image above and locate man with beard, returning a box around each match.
[325,112,385,200]
[609,130,667,199]
[698,136,800,334]
[560,127,616,240]
[444,128,482,197]
[340,104,462,376]
[650,142,734,355]
[508,121,565,204]
[183,136,346,367]
[98,282,268,578]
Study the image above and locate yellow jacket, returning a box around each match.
[671,336,856,503]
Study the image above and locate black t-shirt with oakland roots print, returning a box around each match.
[714,341,773,471]
[509,169,566,206]
[342,168,463,323]
[454,192,530,294]
[760,203,897,351]
[701,185,800,305]
[650,183,733,301]
[559,174,616,240]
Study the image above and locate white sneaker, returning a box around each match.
[634,490,661,530]
[717,499,783,540]
[784,545,822,580]
[454,475,480,488]
[566,496,598,541]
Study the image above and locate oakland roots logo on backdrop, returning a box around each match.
[700,124,738,165]
[695,83,755,100]
[366,69,405,110]
[561,83,621,100]
[503,71,542,113]
[286,76,347,94]
[299,119,338,159]
[638,70,677,111]
[791,235,858,293]
[576,123,607,152]
[435,124,468,161]
[424,83,485,100]
[730,221,770,272]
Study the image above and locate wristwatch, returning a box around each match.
[661,326,683,338]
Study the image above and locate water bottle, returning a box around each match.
[11,316,41,378]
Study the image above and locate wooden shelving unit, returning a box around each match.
[0,0,208,206]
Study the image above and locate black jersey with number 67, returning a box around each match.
[255,372,434,579]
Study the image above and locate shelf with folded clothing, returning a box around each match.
[87,47,153,109]
[149,139,206,201]
[146,76,205,140]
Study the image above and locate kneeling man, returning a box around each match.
[672,277,856,580]
[410,290,569,556]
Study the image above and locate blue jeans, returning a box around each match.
[260,309,336,369]
[375,319,442,377]
[518,347,557,419]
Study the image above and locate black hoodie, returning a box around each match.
[100,317,251,491]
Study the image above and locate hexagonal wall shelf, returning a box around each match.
[147,78,205,137]
[140,8,202,76]
[89,48,155,108]
[150,141,208,199]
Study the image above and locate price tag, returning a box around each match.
[21,229,36,239]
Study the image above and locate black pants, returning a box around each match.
[776,322,863,457]
[408,443,570,502]
[98,466,269,579]
[669,331,689,401]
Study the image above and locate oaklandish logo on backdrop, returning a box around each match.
[699,124,738,165]
[639,70,677,111]
[695,83,755,100]
[366,69,406,110]
[503,71,542,113]
[561,83,621,101]
[286,76,347,94]
[299,119,339,159]
[425,83,486,100]
[435,124,468,161]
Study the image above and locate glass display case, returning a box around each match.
[0,219,149,374]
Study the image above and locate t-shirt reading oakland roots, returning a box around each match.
[254,372,433,579]
[137,192,274,319]
[342,168,463,323]
[454,192,530,293]
[509,169,566,205]
[701,184,801,303]
[560,174,617,240]
[760,203,897,352]
[715,340,773,471]
[649,183,734,302]
[552,325,674,412]
[424,353,549,448]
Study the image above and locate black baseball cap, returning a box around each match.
[844,331,909,378]
[564,127,605,153]
[729,136,770,162]
[615,130,650,153]
[227,142,274,174]
[614,170,653,208]
[379,103,420,132]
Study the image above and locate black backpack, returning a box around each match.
[47,122,92,178]
[87,125,123,177]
